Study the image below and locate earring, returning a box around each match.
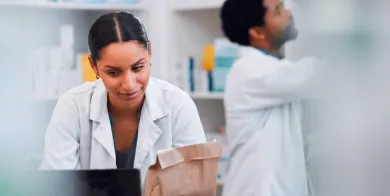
[96,75,100,79]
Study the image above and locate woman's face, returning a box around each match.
[89,41,151,109]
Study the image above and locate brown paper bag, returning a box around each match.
[143,141,222,196]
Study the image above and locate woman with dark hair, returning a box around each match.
[40,12,206,184]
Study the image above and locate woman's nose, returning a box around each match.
[121,72,137,91]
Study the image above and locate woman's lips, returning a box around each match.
[121,90,140,99]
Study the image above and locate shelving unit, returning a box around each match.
[170,0,223,11]
[190,92,224,100]
[0,1,146,10]
[168,0,225,136]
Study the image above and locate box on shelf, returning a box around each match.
[173,38,238,96]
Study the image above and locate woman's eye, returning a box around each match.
[133,65,145,71]
[107,71,120,76]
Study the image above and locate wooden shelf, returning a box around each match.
[0,1,146,11]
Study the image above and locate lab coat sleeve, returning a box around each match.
[171,92,206,147]
[243,57,320,108]
[40,95,80,169]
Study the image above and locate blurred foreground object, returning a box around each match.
[2,169,142,196]
[143,141,222,196]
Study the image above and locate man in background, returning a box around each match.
[220,0,318,195]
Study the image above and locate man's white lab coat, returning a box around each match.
[223,46,318,196]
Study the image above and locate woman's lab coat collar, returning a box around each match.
[88,79,169,169]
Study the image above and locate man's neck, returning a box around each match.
[261,48,281,57]
[255,46,283,59]
[250,42,283,58]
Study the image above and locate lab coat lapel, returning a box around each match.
[134,79,169,168]
[89,79,116,168]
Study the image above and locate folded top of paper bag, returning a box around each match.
[156,141,222,169]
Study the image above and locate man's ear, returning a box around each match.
[249,27,266,41]
[147,40,152,56]
[88,55,99,77]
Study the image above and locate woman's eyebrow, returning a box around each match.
[103,65,119,69]
[130,58,146,67]
[102,58,146,69]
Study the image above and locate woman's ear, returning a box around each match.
[147,40,152,56]
[88,55,99,77]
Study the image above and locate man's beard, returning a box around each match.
[286,23,298,41]
[275,24,298,48]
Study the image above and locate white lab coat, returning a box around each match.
[40,77,206,185]
[222,46,318,196]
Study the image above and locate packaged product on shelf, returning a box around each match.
[47,69,59,97]
[29,48,49,98]
[79,53,97,83]
[57,69,69,95]
[60,47,75,69]
[212,38,238,92]
[60,24,75,69]
[49,47,63,70]
[48,47,64,97]
[202,45,215,92]
[193,56,208,93]
[189,56,195,92]
[172,56,190,93]
[202,44,215,71]
[60,24,74,48]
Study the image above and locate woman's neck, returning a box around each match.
[107,94,144,118]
